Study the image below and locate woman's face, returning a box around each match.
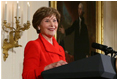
[39,15,58,38]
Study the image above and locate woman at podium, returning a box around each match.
[22,7,67,79]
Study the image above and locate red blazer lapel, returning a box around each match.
[39,33,63,56]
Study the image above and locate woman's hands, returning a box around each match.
[44,60,68,71]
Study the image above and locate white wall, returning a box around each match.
[103,1,117,51]
[1,1,49,79]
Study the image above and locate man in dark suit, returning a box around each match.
[59,3,89,61]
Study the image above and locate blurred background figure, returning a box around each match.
[59,3,89,61]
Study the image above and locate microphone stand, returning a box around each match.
[104,47,117,58]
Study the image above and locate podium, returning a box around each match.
[41,54,117,79]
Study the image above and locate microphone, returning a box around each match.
[92,42,108,52]
[92,42,117,56]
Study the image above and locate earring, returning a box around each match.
[38,26,40,30]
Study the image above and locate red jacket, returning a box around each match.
[22,33,66,79]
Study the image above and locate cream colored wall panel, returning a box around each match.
[103,1,117,51]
